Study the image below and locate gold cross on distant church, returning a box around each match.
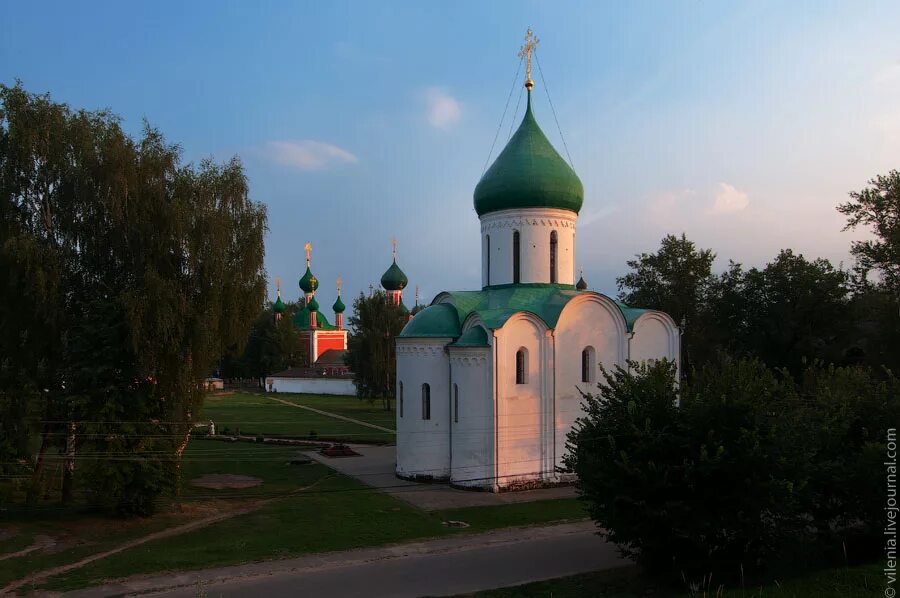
[336,276,342,295]
[275,277,282,297]
[391,237,397,260]
[518,27,539,90]
[304,242,312,265]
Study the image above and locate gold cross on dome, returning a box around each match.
[391,237,397,260]
[518,27,539,90]
[336,276,342,295]
[275,277,282,297]
[304,242,312,264]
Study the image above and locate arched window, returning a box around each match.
[581,347,596,383]
[513,230,521,284]
[486,235,491,286]
[515,348,528,384]
[453,383,459,423]
[550,231,558,283]
[399,381,404,417]
[421,383,431,420]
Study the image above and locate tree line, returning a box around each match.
[568,170,900,586]
[0,84,266,514]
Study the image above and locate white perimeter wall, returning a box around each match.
[268,377,356,395]
[396,338,452,480]
[480,208,577,287]
[449,344,493,489]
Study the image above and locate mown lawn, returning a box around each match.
[0,441,323,590]
[470,561,886,597]
[434,498,587,533]
[199,391,395,444]
[2,439,584,593]
[274,392,396,430]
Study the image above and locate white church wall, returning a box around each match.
[395,338,452,480]
[630,312,681,373]
[480,208,577,286]
[553,294,628,471]
[493,313,550,487]
[448,345,494,489]
[268,377,356,396]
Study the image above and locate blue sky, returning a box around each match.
[3,1,899,313]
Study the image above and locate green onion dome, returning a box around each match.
[307,295,319,312]
[380,259,408,292]
[576,276,587,291]
[474,92,583,217]
[299,266,319,293]
[332,295,346,314]
[273,296,286,313]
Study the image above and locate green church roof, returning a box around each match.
[299,266,319,293]
[474,91,583,217]
[332,295,346,313]
[399,303,460,338]
[273,296,286,313]
[381,259,408,291]
[450,326,490,347]
[402,285,652,340]
[292,306,337,331]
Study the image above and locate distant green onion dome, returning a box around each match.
[332,295,346,314]
[299,266,319,293]
[474,92,583,217]
[307,295,319,312]
[576,276,588,291]
[380,260,408,292]
[273,296,286,313]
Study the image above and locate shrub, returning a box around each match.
[563,357,894,584]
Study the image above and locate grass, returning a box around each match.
[274,392,396,430]
[0,441,324,590]
[434,498,587,533]
[199,391,395,443]
[469,561,887,597]
[2,439,583,593]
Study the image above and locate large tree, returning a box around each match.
[344,291,407,411]
[839,170,900,294]
[714,250,849,374]
[0,84,266,513]
[616,233,716,374]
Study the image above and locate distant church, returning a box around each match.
[267,242,414,395]
[395,31,680,491]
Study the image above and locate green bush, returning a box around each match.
[564,357,897,584]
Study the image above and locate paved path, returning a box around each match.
[266,396,396,433]
[306,444,576,510]
[68,521,628,598]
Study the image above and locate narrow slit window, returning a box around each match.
[399,381,403,417]
[453,383,459,423]
[513,230,520,284]
[486,235,491,286]
[422,383,431,420]
[515,348,528,384]
[550,230,558,283]
[581,347,596,383]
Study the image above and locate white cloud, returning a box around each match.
[711,183,749,214]
[422,87,461,129]
[265,140,358,171]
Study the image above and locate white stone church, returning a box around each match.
[395,49,681,491]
